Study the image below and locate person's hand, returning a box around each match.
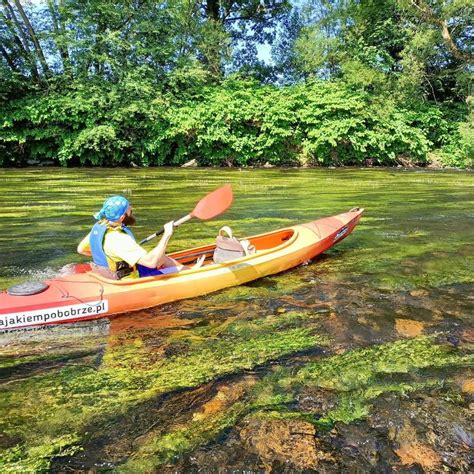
[163,221,175,238]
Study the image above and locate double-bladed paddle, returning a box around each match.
[139,184,233,245]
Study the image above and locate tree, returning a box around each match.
[1,0,42,81]
[400,0,473,64]
[271,6,304,83]
[280,0,472,100]
[397,0,473,100]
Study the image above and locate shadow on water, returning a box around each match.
[0,168,473,472]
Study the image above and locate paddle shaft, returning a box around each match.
[138,184,233,246]
[139,214,192,245]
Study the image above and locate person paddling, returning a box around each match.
[77,195,204,280]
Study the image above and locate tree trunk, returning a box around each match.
[13,0,51,76]
[206,0,220,21]
[439,19,472,64]
[0,43,20,72]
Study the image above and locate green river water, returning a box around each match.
[0,168,472,472]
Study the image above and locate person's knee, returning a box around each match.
[160,255,178,268]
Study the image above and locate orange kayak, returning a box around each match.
[0,208,363,330]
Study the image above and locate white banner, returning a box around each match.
[0,300,109,330]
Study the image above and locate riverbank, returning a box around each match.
[5,162,473,171]
[2,80,471,170]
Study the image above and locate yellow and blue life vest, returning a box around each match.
[90,222,136,278]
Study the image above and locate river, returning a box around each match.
[0,167,472,472]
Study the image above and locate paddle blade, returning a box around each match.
[191,184,233,220]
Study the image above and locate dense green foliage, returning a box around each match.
[0,0,472,168]
[1,76,470,167]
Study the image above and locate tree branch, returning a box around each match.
[1,1,39,79]
[408,0,473,64]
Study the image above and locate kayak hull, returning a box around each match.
[0,208,363,330]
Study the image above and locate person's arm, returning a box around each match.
[77,233,92,257]
[137,221,174,269]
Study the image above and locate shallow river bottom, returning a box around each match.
[0,168,472,472]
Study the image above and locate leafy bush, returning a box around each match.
[0,78,469,167]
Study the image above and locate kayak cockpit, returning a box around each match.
[86,228,297,285]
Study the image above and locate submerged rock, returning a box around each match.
[239,417,319,471]
[181,159,198,167]
[395,318,425,337]
[368,390,473,472]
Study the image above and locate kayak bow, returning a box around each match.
[0,208,363,330]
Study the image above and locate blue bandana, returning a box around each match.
[94,195,130,222]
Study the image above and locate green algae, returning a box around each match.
[2,327,323,433]
[248,367,297,410]
[204,273,310,304]
[297,336,473,391]
[0,313,329,470]
[245,378,437,430]
[175,311,325,343]
[0,435,81,473]
[119,402,247,473]
[2,322,472,469]
[296,337,471,428]
[111,337,471,470]
[0,349,94,371]
[140,328,325,394]
[0,353,61,370]
[244,337,472,433]
[316,380,440,428]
